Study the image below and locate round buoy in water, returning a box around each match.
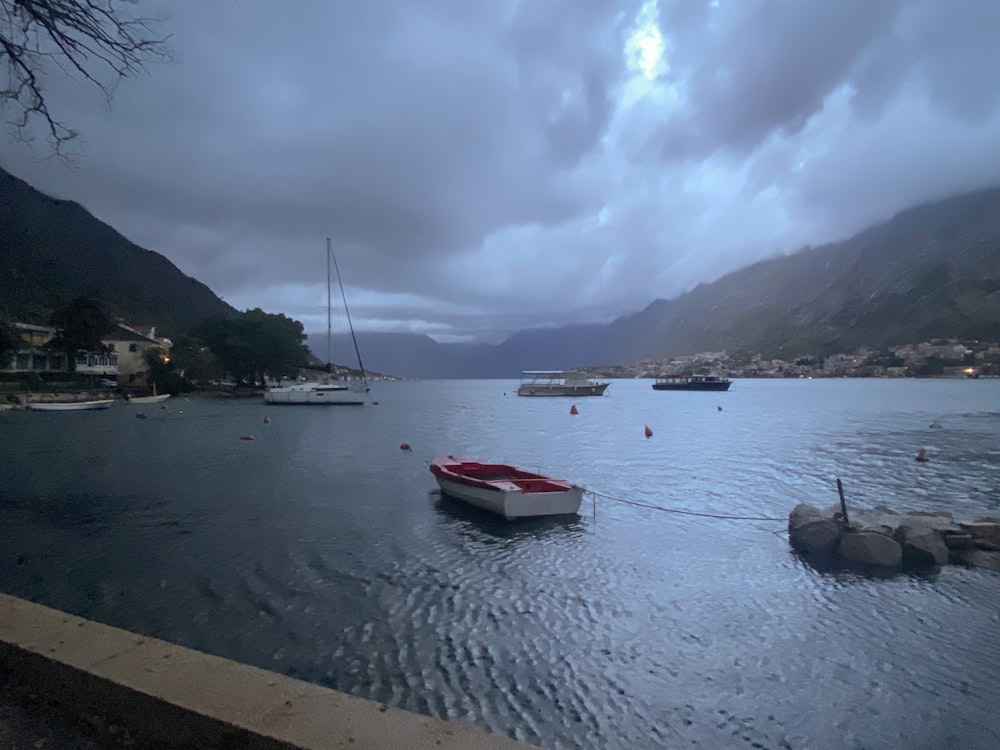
[644,425,653,438]
[400,442,411,451]
[263,415,271,424]
[240,435,255,441]
[916,448,929,463]
[570,404,579,415]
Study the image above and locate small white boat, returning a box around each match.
[430,456,584,520]
[27,399,114,411]
[516,370,609,397]
[127,393,171,404]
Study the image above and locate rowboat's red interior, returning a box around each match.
[454,462,537,480]
[437,460,570,493]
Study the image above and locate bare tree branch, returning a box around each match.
[1,0,170,154]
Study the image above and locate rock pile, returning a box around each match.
[788,503,1000,575]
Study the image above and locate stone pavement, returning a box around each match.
[1,593,537,750]
[0,694,124,750]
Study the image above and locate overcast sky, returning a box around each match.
[4,0,1000,342]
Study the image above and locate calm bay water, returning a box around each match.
[1,378,999,749]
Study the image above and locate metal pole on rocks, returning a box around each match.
[836,478,850,525]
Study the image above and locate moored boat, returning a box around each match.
[430,456,584,519]
[264,238,370,406]
[27,399,114,411]
[516,370,609,397]
[652,374,732,392]
[127,393,171,404]
[264,380,367,405]
[128,385,171,404]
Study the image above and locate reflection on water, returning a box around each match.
[1,379,999,748]
[432,489,589,542]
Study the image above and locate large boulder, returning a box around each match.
[789,503,824,529]
[789,504,842,557]
[939,530,975,551]
[894,525,950,568]
[838,529,903,570]
[899,512,963,535]
[786,503,997,574]
[960,522,1000,550]
[790,520,842,557]
[849,505,901,536]
[954,549,1000,571]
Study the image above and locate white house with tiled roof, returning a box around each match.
[2,321,171,386]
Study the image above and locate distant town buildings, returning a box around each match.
[592,339,1000,380]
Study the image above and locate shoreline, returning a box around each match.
[0,594,536,750]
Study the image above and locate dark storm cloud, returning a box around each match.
[652,0,1000,161]
[4,0,1000,341]
[656,0,902,159]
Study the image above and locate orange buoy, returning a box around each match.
[263,415,271,424]
[916,448,929,463]
[644,425,653,438]
[240,435,255,441]
[400,442,411,451]
[570,404,579,415]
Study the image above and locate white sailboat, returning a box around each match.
[264,238,370,405]
[128,383,171,404]
[27,399,114,411]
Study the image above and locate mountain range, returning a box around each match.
[338,187,1000,376]
[0,166,236,332]
[2,163,998,378]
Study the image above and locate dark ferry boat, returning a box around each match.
[652,374,732,392]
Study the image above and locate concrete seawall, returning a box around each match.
[0,593,537,749]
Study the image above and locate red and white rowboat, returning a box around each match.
[430,456,584,520]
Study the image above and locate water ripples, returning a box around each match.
[1,379,999,748]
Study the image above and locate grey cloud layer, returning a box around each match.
[4,0,999,340]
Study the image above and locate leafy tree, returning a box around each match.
[196,309,309,382]
[167,335,223,384]
[1,0,169,152]
[143,346,189,395]
[48,296,113,370]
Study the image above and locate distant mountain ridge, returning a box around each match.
[0,165,236,333]
[333,187,1000,377]
[2,163,998,377]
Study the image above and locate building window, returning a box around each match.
[107,343,116,352]
[129,344,137,352]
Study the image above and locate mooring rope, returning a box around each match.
[584,489,787,523]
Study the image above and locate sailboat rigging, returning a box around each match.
[263,238,371,405]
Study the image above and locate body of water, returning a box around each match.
[1,378,998,748]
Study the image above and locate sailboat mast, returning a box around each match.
[326,237,332,367]
[330,246,369,388]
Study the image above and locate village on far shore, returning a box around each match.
[587,338,1000,380]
